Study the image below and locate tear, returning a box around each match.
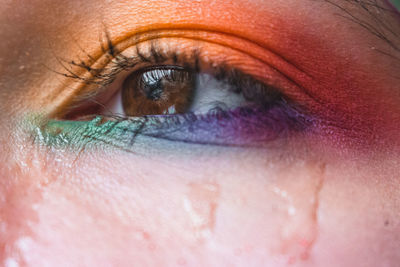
[182,182,220,242]
[271,162,326,264]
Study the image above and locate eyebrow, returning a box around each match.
[324,0,400,60]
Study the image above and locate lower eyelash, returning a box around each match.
[63,103,312,150]
[39,101,312,151]
[135,103,311,146]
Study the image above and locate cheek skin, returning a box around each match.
[1,138,400,267]
[2,144,319,266]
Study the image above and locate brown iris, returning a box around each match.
[122,67,195,116]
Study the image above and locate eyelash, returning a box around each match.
[60,34,286,110]
[53,33,313,146]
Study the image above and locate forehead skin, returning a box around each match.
[0,1,400,267]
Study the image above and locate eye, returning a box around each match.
[105,65,269,117]
[53,39,311,147]
[61,40,291,121]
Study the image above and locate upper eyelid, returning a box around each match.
[65,40,200,87]
[56,1,398,120]
[51,1,400,101]
[50,29,315,118]
[56,28,310,85]
[61,43,287,120]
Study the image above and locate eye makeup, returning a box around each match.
[56,34,305,120]
[34,102,312,152]
[31,33,316,152]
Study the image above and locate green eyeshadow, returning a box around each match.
[28,102,309,153]
[31,116,148,151]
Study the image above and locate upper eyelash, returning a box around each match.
[52,102,311,149]
[56,31,288,119]
[57,33,202,87]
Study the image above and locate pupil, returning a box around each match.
[142,80,164,100]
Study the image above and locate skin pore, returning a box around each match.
[1,0,400,266]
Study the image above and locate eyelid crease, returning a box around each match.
[49,27,315,118]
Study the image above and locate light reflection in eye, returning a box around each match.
[121,67,196,116]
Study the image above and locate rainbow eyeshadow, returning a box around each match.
[31,104,312,152]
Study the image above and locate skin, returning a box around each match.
[1,0,400,266]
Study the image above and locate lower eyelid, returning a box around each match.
[36,102,312,152]
[141,106,310,146]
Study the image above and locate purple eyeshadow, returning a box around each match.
[136,103,313,146]
[38,102,313,151]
